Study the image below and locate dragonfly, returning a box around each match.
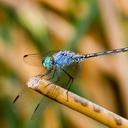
[13,47,128,117]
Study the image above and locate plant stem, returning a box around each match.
[27,75,128,128]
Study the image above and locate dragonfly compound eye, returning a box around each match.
[42,57,53,70]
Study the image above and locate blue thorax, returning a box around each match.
[53,50,82,67]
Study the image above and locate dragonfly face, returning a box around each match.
[42,56,54,70]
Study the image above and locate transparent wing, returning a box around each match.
[64,62,80,77]
[56,62,80,88]
[23,51,59,67]
[23,53,43,67]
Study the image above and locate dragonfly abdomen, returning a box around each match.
[53,47,128,67]
[84,47,128,59]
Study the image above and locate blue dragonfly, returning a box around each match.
[13,47,128,117]
[23,47,128,93]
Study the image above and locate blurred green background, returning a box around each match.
[0,0,128,128]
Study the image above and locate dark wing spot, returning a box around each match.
[13,95,20,104]
[24,55,28,58]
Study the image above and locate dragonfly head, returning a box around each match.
[42,56,54,70]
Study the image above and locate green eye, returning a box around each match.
[42,57,53,69]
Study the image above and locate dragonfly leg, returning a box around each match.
[40,69,52,78]
[44,67,60,88]
[61,68,74,101]
[46,67,56,80]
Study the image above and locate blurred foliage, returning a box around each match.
[0,5,15,43]
[0,0,128,128]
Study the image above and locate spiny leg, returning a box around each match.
[46,67,57,80]
[61,68,74,101]
[44,68,60,88]
[43,67,57,88]
[40,69,52,79]
[45,66,60,87]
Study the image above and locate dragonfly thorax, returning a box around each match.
[42,56,54,70]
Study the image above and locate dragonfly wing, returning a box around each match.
[23,50,60,66]
[56,63,80,88]
[64,62,80,77]
[23,53,43,67]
